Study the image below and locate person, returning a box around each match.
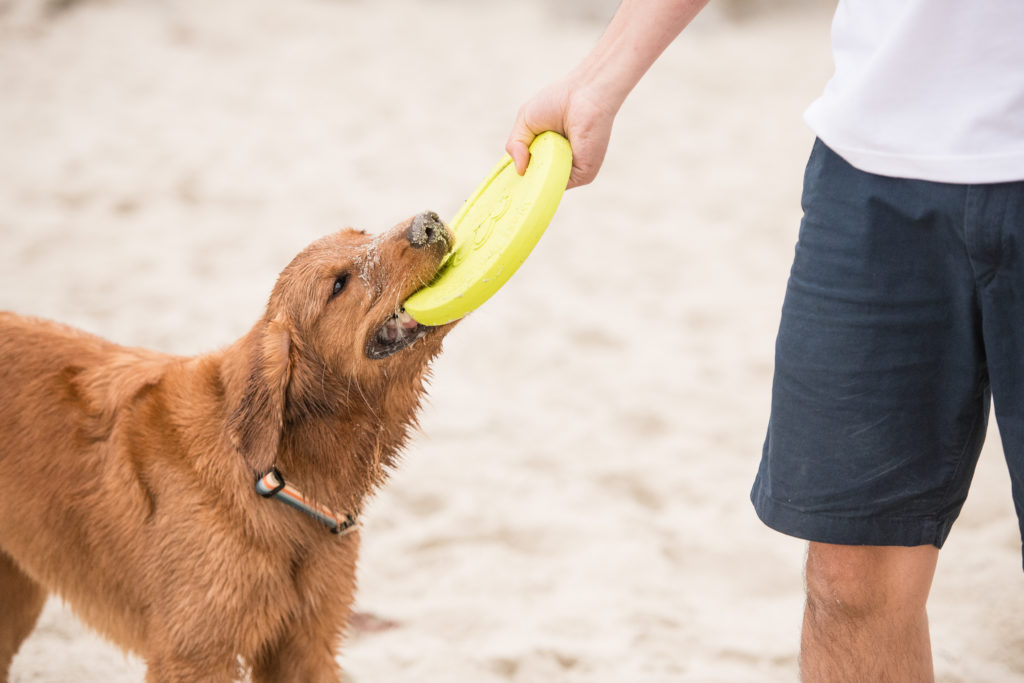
[506,1,1024,681]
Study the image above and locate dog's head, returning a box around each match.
[268,210,453,367]
[229,212,455,477]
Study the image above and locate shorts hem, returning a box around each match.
[751,487,955,549]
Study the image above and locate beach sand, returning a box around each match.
[2,1,1023,681]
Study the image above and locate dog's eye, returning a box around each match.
[330,273,350,300]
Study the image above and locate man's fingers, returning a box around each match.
[567,168,584,189]
[567,164,593,189]
[505,109,536,176]
[505,137,532,176]
[509,138,594,188]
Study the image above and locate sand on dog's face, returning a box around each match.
[5,1,1024,682]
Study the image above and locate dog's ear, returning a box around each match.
[229,316,292,475]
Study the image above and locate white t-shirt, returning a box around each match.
[803,0,1024,184]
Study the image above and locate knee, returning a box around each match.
[805,544,879,622]
[804,542,938,623]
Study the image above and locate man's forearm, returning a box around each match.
[572,0,711,111]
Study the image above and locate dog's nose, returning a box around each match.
[407,211,447,249]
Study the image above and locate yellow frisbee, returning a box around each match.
[404,131,572,326]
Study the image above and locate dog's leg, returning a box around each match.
[0,551,47,682]
[250,629,346,683]
[144,654,241,683]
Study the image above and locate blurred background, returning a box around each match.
[2,1,1022,681]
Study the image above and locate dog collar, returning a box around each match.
[255,469,359,536]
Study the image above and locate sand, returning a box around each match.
[2,1,1023,681]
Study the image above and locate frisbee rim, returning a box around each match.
[403,132,571,325]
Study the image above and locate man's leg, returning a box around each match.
[753,142,992,679]
[800,543,939,683]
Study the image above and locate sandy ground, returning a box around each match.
[2,1,1024,681]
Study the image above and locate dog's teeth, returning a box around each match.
[397,310,418,330]
[378,319,398,342]
[374,309,424,352]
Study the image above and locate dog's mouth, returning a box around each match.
[363,210,452,360]
[366,308,433,359]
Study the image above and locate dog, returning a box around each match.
[0,211,454,682]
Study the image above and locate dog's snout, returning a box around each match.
[407,211,447,249]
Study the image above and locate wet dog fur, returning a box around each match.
[0,212,454,682]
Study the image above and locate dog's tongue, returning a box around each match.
[398,310,419,330]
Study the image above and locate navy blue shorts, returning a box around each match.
[751,139,1024,554]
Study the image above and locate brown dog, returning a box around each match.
[0,211,454,682]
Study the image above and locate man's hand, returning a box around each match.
[505,76,618,189]
[504,0,709,190]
